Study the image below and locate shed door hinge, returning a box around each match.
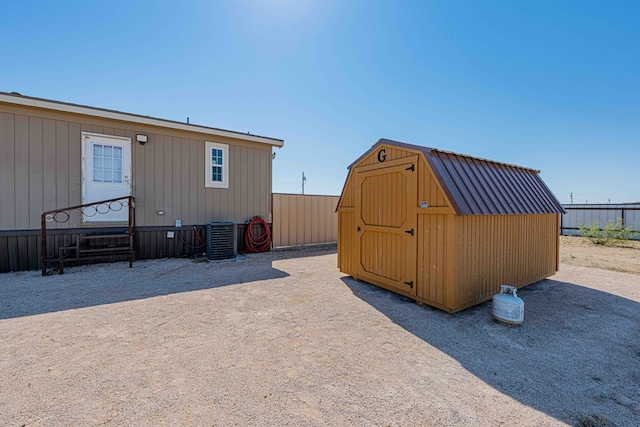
[404,280,414,288]
[405,164,415,172]
[405,228,414,236]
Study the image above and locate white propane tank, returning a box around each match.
[492,285,524,325]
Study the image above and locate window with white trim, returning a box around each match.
[205,142,229,188]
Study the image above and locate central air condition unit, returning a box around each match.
[206,221,237,261]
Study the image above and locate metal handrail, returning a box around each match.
[41,196,135,275]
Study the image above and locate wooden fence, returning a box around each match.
[272,193,339,247]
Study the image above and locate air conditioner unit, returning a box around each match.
[206,221,237,261]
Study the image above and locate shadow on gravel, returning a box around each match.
[270,243,337,260]
[0,256,289,320]
[0,245,338,320]
[342,277,640,427]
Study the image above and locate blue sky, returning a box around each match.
[2,1,638,203]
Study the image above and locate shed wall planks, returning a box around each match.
[451,213,558,309]
[416,214,449,306]
[418,157,449,208]
[358,146,415,167]
[337,210,356,272]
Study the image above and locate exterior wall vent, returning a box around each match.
[206,221,237,261]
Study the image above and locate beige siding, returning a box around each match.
[14,115,30,229]
[0,103,273,230]
[0,112,15,229]
[55,120,69,212]
[272,194,339,247]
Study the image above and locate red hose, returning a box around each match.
[244,216,271,253]
[193,226,205,245]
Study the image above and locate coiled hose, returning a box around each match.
[244,216,271,253]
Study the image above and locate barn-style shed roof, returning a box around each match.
[349,139,565,216]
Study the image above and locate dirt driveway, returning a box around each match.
[0,242,638,426]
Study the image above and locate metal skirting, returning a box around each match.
[0,224,257,273]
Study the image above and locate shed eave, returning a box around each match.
[344,138,565,216]
[0,92,284,147]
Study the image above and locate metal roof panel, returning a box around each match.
[356,139,565,216]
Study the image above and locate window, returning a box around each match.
[205,142,229,188]
[93,144,123,183]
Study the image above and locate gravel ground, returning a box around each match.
[560,235,640,275]
[0,245,639,426]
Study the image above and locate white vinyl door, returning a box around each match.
[82,133,132,222]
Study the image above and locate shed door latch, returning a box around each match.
[404,280,414,288]
[405,164,415,172]
[405,228,414,236]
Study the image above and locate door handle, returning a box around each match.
[357,226,361,232]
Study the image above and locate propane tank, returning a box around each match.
[492,285,524,325]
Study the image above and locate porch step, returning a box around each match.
[46,232,135,274]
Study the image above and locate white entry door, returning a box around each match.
[82,132,132,222]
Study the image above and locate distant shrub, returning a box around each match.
[578,218,638,246]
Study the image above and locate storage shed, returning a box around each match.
[337,139,565,313]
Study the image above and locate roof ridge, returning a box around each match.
[430,148,540,173]
[0,91,284,144]
[377,138,540,173]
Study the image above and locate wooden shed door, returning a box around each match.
[355,157,417,296]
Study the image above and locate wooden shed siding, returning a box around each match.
[418,157,449,208]
[0,104,273,231]
[452,213,558,309]
[357,146,415,167]
[416,213,449,306]
[339,174,356,208]
[337,210,357,272]
[272,194,338,247]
